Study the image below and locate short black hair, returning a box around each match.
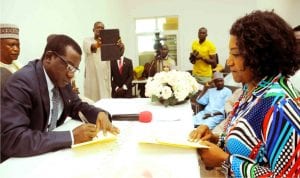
[198,27,207,32]
[230,10,299,80]
[94,21,104,28]
[41,34,82,59]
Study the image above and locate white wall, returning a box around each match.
[121,0,257,71]
[1,0,299,93]
[0,0,124,92]
[257,0,300,27]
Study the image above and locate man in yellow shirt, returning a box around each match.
[190,27,217,84]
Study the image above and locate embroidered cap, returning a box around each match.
[213,71,224,80]
[0,23,19,39]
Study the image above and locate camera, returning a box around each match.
[189,50,199,64]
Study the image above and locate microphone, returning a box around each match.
[111,111,152,123]
[111,114,139,121]
[139,111,152,123]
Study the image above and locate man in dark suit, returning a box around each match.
[110,44,133,98]
[0,34,119,162]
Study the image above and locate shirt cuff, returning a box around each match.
[69,130,74,145]
[122,85,128,90]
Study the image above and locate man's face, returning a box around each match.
[93,22,104,38]
[0,38,20,64]
[213,78,224,90]
[45,46,81,87]
[198,28,207,42]
[160,45,169,58]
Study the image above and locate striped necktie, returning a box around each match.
[49,87,59,131]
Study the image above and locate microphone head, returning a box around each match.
[139,111,152,123]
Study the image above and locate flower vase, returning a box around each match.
[159,97,188,107]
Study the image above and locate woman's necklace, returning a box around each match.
[223,82,258,133]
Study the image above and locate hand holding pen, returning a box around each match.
[72,111,98,144]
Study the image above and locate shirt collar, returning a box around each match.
[43,67,55,93]
[248,73,283,98]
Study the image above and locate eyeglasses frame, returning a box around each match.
[50,51,79,73]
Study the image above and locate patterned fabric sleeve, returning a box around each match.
[225,75,300,177]
[230,98,300,177]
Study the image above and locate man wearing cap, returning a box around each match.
[0,23,22,91]
[192,72,232,129]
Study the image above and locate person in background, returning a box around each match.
[110,43,133,98]
[155,44,176,72]
[1,34,119,162]
[189,10,300,177]
[189,27,217,84]
[139,44,176,98]
[212,87,243,134]
[0,23,21,92]
[143,44,176,78]
[83,21,111,101]
[192,72,232,129]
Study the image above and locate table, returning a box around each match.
[0,98,200,178]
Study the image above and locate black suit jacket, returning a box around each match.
[0,60,109,162]
[0,67,12,94]
[110,57,133,98]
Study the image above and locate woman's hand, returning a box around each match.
[198,141,229,167]
[189,125,218,143]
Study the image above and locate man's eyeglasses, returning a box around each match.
[51,51,79,73]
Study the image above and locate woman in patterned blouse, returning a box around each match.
[189,10,300,177]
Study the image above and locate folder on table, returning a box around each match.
[139,137,209,149]
[72,132,117,149]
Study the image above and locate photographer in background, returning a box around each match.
[155,44,176,72]
[143,44,175,77]
[189,27,217,84]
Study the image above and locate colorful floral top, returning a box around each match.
[224,74,300,177]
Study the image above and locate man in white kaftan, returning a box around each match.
[83,22,111,101]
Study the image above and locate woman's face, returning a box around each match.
[227,35,254,85]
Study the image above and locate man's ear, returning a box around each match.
[44,52,53,63]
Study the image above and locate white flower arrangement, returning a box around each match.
[145,70,200,106]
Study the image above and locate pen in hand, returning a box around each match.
[78,111,90,124]
[78,111,98,139]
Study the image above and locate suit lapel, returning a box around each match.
[35,60,51,130]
